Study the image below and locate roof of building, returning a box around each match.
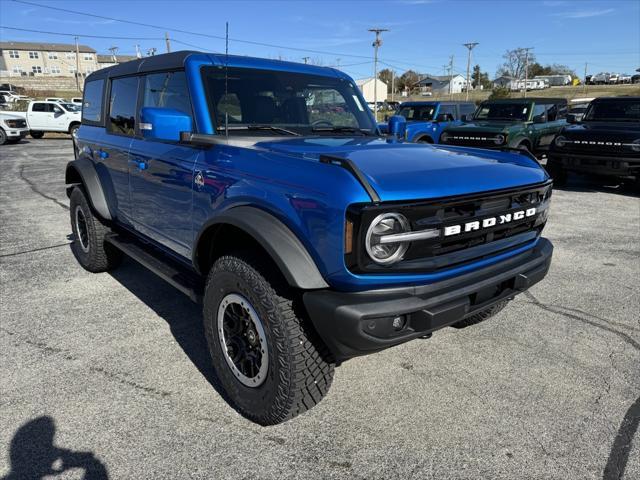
[415,74,464,85]
[0,41,96,53]
[355,77,386,86]
[96,54,138,63]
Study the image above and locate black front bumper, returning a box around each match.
[549,153,640,178]
[304,238,553,361]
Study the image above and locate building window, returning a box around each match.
[32,66,42,74]
[85,67,94,74]
[12,66,23,74]
[66,52,75,59]
[8,50,19,59]
[83,53,93,61]
[29,51,39,59]
[69,66,77,74]
[48,52,58,60]
[51,65,61,74]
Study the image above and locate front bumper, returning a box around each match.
[5,128,28,139]
[304,238,552,361]
[549,153,640,178]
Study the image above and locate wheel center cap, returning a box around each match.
[246,329,258,346]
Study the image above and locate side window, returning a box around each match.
[142,71,193,120]
[108,76,138,136]
[438,105,456,121]
[50,104,63,113]
[532,104,547,121]
[32,103,47,112]
[82,79,104,123]
[555,102,567,120]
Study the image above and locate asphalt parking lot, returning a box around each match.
[1,138,638,479]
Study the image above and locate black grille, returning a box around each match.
[557,135,639,156]
[347,182,552,274]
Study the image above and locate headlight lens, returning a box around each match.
[555,135,567,148]
[632,139,640,152]
[440,132,450,143]
[365,213,411,265]
[494,134,506,145]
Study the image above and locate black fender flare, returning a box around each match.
[65,158,113,220]
[194,206,329,290]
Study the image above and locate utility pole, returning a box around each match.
[522,47,533,98]
[135,44,141,59]
[75,36,80,92]
[448,55,454,100]
[391,70,395,102]
[462,42,478,101]
[368,28,388,121]
[225,22,229,55]
[165,32,171,53]
[583,62,588,95]
[302,56,310,64]
[108,46,119,63]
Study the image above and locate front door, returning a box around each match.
[128,71,198,258]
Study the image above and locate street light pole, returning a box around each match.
[368,28,388,121]
[463,42,478,101]
[522,47,533,98]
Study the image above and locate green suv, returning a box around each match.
[440,98,568,156]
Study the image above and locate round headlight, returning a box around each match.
[555,135,567,148]
[365,213,411,265]
[440,132,450,143]
[494,134,506,145]
[632,139,640,152]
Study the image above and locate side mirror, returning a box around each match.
[460,114,469,122]
[435,113,449,122]
[533,115,546,124]
[140,107,192,142]
[566,113,577,124]
[387,115,407,139]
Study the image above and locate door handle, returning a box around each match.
[97,149,109,159]
[130,157,148,170]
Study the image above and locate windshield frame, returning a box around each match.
[200,65,377,137]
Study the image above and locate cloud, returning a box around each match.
[553,8,615,19]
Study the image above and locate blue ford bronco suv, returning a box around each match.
[67,52,553,425]
[396,101,476,143]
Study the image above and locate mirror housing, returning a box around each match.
[387,115,407,139]
[566,113,577,124]
[435,113,449,122]
[140,107,192,142]
[533,115,546,124]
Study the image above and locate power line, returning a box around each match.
[0,25,163,40]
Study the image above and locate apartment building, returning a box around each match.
[0,41,98,77]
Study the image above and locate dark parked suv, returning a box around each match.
[547,97,640,186]
[67,51,554,424]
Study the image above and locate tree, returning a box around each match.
[528,62,577,79]
[498,48,537,79]
[397,70,420,93]
[472,64,492,89]
[377,68,396,94]
[489,86,511,100]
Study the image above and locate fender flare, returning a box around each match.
[65,158,113,220]
[194,206,329,290]
[413,134,434,143]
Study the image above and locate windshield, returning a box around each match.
[397,104,436,121]
[61,103,81,112]
[201,66,375,136]
[474,103,530,121]
[582,99,640,122]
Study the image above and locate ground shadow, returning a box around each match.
[603,395,640,480]
[1,416,108,480]
[552,174,639,198]
[108,258,218,390]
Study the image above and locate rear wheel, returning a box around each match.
[545,158,568,186]
[417,136,434,144]
[30,131,44,139]
[69,187,122,272]
[69,123,80,139]
[451,301,508,329]
[203,253,335,425]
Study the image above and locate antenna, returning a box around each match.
[224,21,229,143]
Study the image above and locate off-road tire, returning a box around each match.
[203,253,335,425]
[69,187,122,272]
[451,300,508,329]
[30,131,44,139]
[545,159,568,186]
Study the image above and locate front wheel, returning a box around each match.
[0,129,7,145]
[203,254,335,425]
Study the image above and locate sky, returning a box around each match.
[0,0,638,80]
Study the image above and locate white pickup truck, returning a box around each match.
[0,111,29,145]
[12,100,81,139]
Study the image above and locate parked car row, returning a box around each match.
[586,72,637,85]
[0,100,81,142]
[385,96,639,187]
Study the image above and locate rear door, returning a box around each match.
[128,70,200,258]
[28,102,52,130]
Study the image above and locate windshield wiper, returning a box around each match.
[311,126,371,135]
[216,125,301,136]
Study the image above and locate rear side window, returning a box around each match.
[108,76,138,136]
[142,71,192,120]
[438,105,456,121]
[32,102,47,112]
[82,79,104,123]
[459,103,476,118]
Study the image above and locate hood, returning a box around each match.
[563,121,640,136]
[254,137,548,202]
[445,120,522,133]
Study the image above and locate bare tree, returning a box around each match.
[498,48,537,79]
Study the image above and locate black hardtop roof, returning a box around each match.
[592,96,640,101]
[481,97,567,105]
[401,100,475,106]
[86,51,198,81]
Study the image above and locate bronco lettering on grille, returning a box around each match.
[443,207,536,237]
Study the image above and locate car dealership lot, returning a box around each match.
[1,139,638,479]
